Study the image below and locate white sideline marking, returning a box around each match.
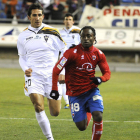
[0,117,140,123]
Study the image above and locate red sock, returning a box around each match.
[86,112,92,126]
[91,120,103,140]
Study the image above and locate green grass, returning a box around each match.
[0,68,140,140]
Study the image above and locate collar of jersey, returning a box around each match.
[28,23,45,33]
[64,26,74,33]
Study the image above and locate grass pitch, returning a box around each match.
[0,68,140,140]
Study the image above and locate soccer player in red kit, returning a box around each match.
[50,26,111,140]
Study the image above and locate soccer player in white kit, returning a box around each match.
[59,13,81,109]
[17,3,66,140]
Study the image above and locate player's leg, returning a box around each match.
[86,112,92,126]
[24,75,54,140]
[87,88,104,140]
[91,111,103,140]
[75,110,92,130]
[30,93,54,140]
[69,94,90,131]
[46,77,62,116]
[48,98,61,116]
[61,83,69,109]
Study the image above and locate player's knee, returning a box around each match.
[92,111,103,122]
[76,122,87,131]
[50,110,60,116]
[78,126,86,131]
[34,104,44,113]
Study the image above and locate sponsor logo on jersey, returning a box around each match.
[57,64,62,70]
[34,35,41,39]
[72,35,75,39]
[92,55,96,60]
[60,57,67,66]
[76,63,95,71]
[44,35,49,42]
[26,37,33,41]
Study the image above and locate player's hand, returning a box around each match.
[90,77,102,85]
[25,68,32,77]
[50,90,59,100]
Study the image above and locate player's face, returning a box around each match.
[28,9,44,28]
[64,16,74,29]
[80,28,95,48]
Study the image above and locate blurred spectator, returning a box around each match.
[47,0,64,22]
[2,0,18,22]
[21,0,36,19]
[37,0,51,20]
[66,0,78,20]
[98,0,120,9]
[82,0,96,14]
[85,0,96,7]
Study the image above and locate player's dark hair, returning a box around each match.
[80,26,97,44]
[64,13,74,19]
[27,3,44,16]
[80,26,96,36]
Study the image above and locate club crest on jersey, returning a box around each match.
[60,57,67,66]
[92,55,96,60]
[44,35,49,42]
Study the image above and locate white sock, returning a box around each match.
[62,84,69,104]
[63,93,69,104]
[35,111,54,140]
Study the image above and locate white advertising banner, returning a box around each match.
[79,5,140,28]
[0,24,140,50]
[95,28,135,49]
[0,25,27,47]
[133,30,140,48]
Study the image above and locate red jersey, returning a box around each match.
[52,44,111,96]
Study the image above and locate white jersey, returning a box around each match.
[59,26,81,50]
[17,23,66,78]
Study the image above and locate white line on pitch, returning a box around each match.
[0,117,140,123]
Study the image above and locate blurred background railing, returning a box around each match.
[0,0,140,71]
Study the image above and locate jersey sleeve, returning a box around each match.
[54,34,67,53]
[98,51,111,82]
[52,50,70,90]
[17,35,29,72]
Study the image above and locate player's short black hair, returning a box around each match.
[27,3,44,16]
[80,26,96,36]
[64,13,74,19]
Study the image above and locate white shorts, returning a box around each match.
[24,74,62,100]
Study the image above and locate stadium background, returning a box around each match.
[0,0,140,71]
[0,1,140,140]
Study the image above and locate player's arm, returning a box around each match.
[19,56,32,77]
[50,52,69,100]
[17,37,32,77]
[98,53,111,82]
[55,31,67,84]
[90,53,111,85]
